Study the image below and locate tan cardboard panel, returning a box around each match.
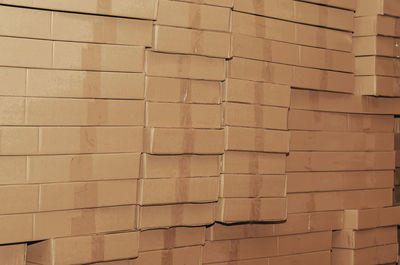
[286,151,395,172]
[146,102,221,129]
[355,0,400,17]
[297,0,355,10]
[138,177,219,205]
[170,0,233,8]
[135,246,202,265]
[353,36,400,57]
[269,251,331,265]
[277,231,332,256]
[146,76,221,104]
[354,15,400,38]
[141,154,220,179]
[332,243,398,265]
[38,126,143,154]
[224,79,290,107]
[223,151,286,174]
[34,206,136,240]
[0,243,26,265]
[27,70,145,99]
[154,25,230,58]
[0,214,33,244]
[144,128,224,154]
[309,211,344,232]
[28,153,140,183]
[0,0,159,20]
[217,197,287,223]
[287,171,394,193]
[356,56,400,77]
[156,0,231,32]
[205,222,274,241]
[53,42,144,72]
[27,232,139,265]
[0,156,27,185]
[0,185,39,215]
[138,203,215,229]
[0,127,39,155]
[224,126,290,153]
[355,75,400,97]
[288,109,394,132]
[139,226,205,251]
[146,51,226,81]
[0,67,26,96]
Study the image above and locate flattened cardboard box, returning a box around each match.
[353,36,400,57]
[356,0,400,17]
[0,243,26,265]
[133,246,202,265]
[354,16,400,38]
[332,244,398,265]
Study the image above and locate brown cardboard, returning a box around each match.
[287,171,394,193]
[332,244,398,265]
[288,109,394,132]
[138,177,219,205]
[228,57,293,85]
[156,0,231,32]
[354,15,400,38]
[353,36,400,57]
[53,41,144,72]
[217,197,287,223]
[27,70,145,99]
[171,0,233,7]
[146,102,221,128]
[286,151,395,172]
[298,0,356,10]
[0,156,26,185]
[139,227,205,251]
[138,203,215,229]
[290,131,394,151]
[224,126,290,153]
[135,246,202,265]
[224,102,288,129]
[38,127,143,154]
[144,128,224,154]
[0,185,39,214]
[223,78,290,107]
[268,251,331,265]
[357,75,400,96]
[343,206,400,230]
[220,174,287,198]
[0,97,25,125]
[0,67,26,96]
[332,226,397,249]
[292,66,354,94]
[26,98,144,126]
[146,51,226,80]
[309,211,344,232]
[140,154,220,179]
[0,243,26,265]
[52,12,153,46]
[27,232,139,265]
[205,223,274,241]
[223,151,286,174]
[0,214,33,244]
[0,0,159,19]
[33,206,136,240]
[39,180,137,211]
[146,76,222,104]
[277,231,332,255]
[0,127,38,155]
[356,0,400,17]
[356,56,400,77]
[154,25,230,58]
[28,153,141,183]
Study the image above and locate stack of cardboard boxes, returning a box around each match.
[1,0,400,264]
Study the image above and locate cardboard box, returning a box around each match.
[33,206,136,240]
[53,41,144,72]
[287,171,394,193]
[278,231,332,255]
[292,66,354,94]
[146,51,226,80]
[228,57,292,85]
[52,11,153,46]
[222,151,286,174]
[354,15,400,38]
[138,177,219,205]
[224,102,288,129]
[39,180,137,211]
[332,244,398,265]
[0,244,26,265]
[288,109,394,132]
[140,154,220,179]
[139,227,205,251]
[332,226,397,249]
[343,206,400,230]
[39,126,143,154]
[144,128,224,154]
[156,0,231,32]
[268,251,331,265]
[309,211,344,232]
[224,126,290,153]
[154,25,230,58]
[138,203,215,229]
[0,97,25,125]
[27,232,139,265]
[0,0,159,19]
[134,246,202,265]
[26,98,144,126]
[28,153,140,183]
[217,198,287,223]
[0,185,39,215]
[146,76,221,104]
[27,70,145,99]
[289,131,393,151]
[220,174,287,198]
[205,223,274,241]
[356,56,400,77]
[353,36,400,57]
[286,151,395,172]
[146,102,221,128]
[0,214,33,244]
[223,79,290,107]
[356,0,400,17]
[0,67,26,97]
[0,127,38,155]
[0,156,26,185]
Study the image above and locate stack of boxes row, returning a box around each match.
[0,1,157,264]
[396,118,400,203]
[354,0,400,96]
